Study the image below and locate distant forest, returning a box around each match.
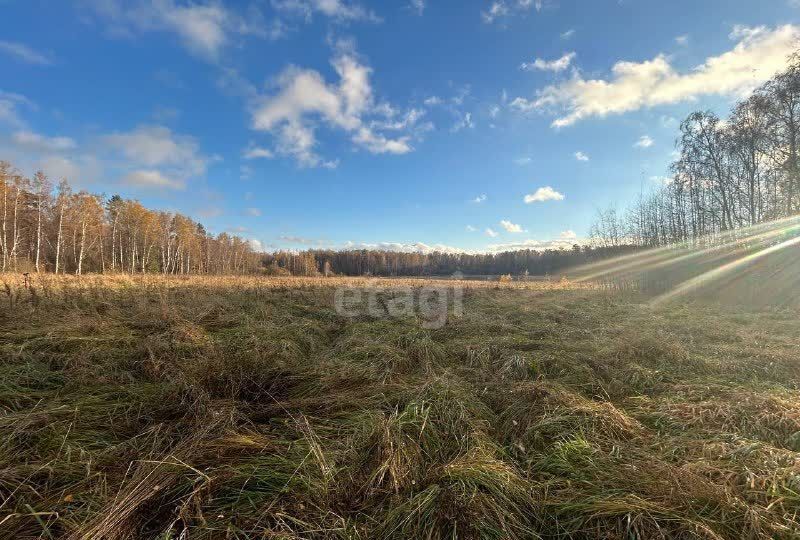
[262,246,638,277]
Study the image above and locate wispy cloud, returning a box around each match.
[472,193,487,203]
[122,169,185,190]
[0,41,52,65]
[12,131,75,152]
[574,151,589,161]
[243,144,273,159]
[485,227,499,238]
[634,135,654,148]
[81,0,274,61]
[272,0,381,23]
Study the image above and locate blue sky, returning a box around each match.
[1,0,798,253]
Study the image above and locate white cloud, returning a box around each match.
[650,175,674,185]
[520,52,575,72]
[524,186,564,203]
[39,155,83,182]
[487,236,580,252]
[485,227,499,238]
[245,207,262,216]
[252,51,413,167]
[82,0,271,61]
[500,219,525,233]
[12,131,76,152]
[122,169,185,190]
[342,241,466,254]
[243,145,273,159]
[450,111,474,132]
[423,96,443,106]
[248,238,265,251]
[0,41,52,65]
[481,1,509,23]
[574,151,589,161]
[514,157,532,165]
[466,225,477,232]
[472,193,487,203]
[271,0,380,22]
[0,91,34,128]
[104,125,210,176]
[410,0,425,15]
[560,229,577,240]
[561,29,575,40]
[482,0,545,23]
[634,135,654,148]
[513,25,800,128]
[675,34,689,46]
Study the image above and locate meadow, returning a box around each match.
[2,273,800,539]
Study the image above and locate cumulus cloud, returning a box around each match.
[500,220,525,233]
[560,229,577,240]
[634,135,654,148]
[0,41,53,65]
[485,227,499,238]
[574,151,589,161]
[512,25,800,127]
[524,186,564,203]
[520,52,575,72]
[248,238,265,251]
[251,51,414,167]
[81,0,272,60]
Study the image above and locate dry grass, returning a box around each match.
[2,273,800,538]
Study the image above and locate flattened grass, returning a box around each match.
[2,274,800,538]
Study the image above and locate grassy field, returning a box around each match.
[2,274,800,539]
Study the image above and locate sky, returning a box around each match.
[1,0,799,254]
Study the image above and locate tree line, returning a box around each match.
[263,245,638,277]
[0,161,262,275]
[592,53,800,248]
[1,156,641,278]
